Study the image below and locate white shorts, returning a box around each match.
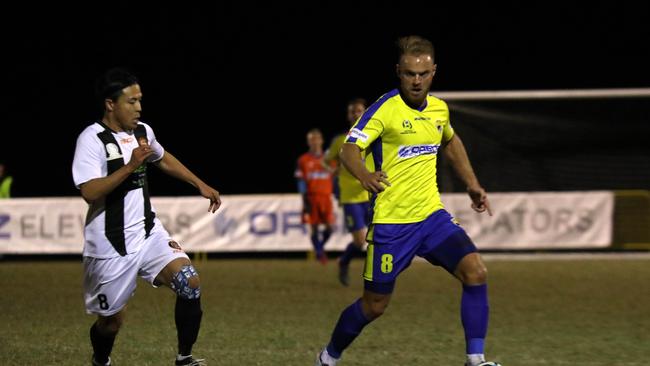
[83,226,189,316]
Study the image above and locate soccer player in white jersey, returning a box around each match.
[72,68,220,366]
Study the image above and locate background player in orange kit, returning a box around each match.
[295,129,335,264]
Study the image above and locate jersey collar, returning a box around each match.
[397,89,428,112]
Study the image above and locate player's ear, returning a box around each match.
[395,64,401,78]
[432,64,437,78]
[104,98,114,112]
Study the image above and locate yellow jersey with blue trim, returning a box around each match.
[344,89,454,224]
[325,133,374,204]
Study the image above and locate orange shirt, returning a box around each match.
[295,152,333,196]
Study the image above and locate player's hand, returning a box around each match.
[468,186,492,216]
[301,195,311,223]
[360,171,391,193]
[127,146,155,170]
[198,183,221,213]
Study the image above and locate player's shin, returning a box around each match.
[171,265,203,357]
[90,322,116,365]
[326,299,371,359]
[322,227,332,247]
[339,242,362,267]
[461,284,489,363]
[310,231,322,256]
[176,296,203,356]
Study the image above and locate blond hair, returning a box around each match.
[396,35,434,61]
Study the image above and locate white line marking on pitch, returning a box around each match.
[413,252,650,262]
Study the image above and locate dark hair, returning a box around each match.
[396,35,435,61]
[307,128,322,135]
[95,68,139,104]
[347,98,367,108]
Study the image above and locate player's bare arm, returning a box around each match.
[340,143,390,193]
[154,151,221,213]
[297,178,311,216]
[79,145,154,203]
[322,138,341,175]
[321,158,339,175]
[442,134,492,215]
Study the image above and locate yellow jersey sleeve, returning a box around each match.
[325,134,345,163]
[345,117,383,151]
[344,90,399,150]
[441,103,455,142]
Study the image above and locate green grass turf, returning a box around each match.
[1,258,649,365]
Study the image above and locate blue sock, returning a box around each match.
[461,284,489,354]
[311,232,322,256]
[339,242,362,267]
[326,299,371,358]
[322,228,332,247]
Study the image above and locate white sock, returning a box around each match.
[93,356,111,366]
[177,354,192,361]
[467,353,485,365]
[321,348,339,362]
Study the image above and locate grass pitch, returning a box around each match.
[1,257,649,365]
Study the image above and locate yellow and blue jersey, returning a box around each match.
[325,133,374,204]
[345,89,454,224]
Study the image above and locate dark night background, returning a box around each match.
[3,2,649,197]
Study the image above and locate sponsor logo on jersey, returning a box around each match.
[435,120,445,134]
[307,171,331,180]
[105,143,122,160]
[168,240,183,250]
[400,119,417,134]
[414,116,431,121]
[397,144,440,159]
[120,137,133,144]
[348,128,369,142]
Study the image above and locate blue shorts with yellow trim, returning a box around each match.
[363,209,477,294]
[343,202,370,232]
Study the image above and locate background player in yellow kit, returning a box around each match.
[316,36,500,366]
[324,99,373,286]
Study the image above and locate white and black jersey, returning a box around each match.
[72,121,165,258]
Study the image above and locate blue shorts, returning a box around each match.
[333,176,340,201]
[343,202,370,232]
[363,209,477,294]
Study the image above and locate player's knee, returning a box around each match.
[97,314,124,335]
[352,234,365,247]
[187,274,201,289]
[461,264,488,285]
[352,228,367,247]
[362,297,390,320]
[172,264,201,299]
[105,318,123,334]
[367,301,388,319]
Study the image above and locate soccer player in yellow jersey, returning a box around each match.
[324,99,373,286]
[316,36,500,366]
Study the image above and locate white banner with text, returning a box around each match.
[0,191,613,254]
